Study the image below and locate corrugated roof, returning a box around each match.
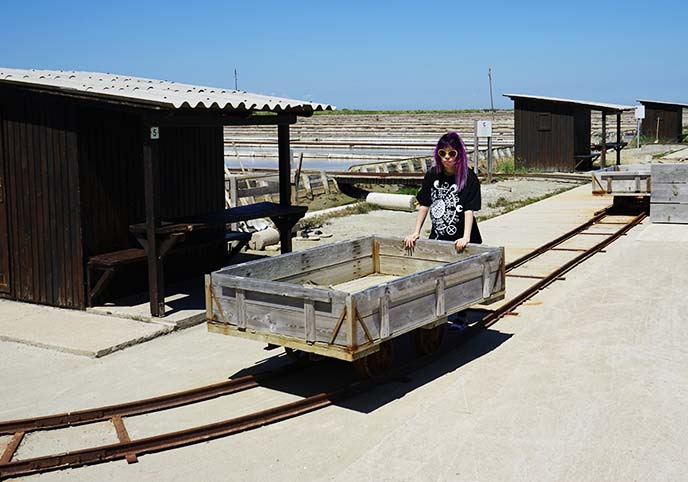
[0,67,334,113]
[637,99,688,109]
[503,93,634,112]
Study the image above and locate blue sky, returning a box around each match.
[1,0,685,109]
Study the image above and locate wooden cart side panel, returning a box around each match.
[355,252,502,314]
[212,273,339,303]
[209,277,350,346]
[277,256,375,287]
[591,172,605,194]
[593,166,652,195]
[375,236,498,262]
[353,253,504,344]
[651,183,688,203]
[218,237,373,280]
[378,256,445,276]
[651,164,688,184]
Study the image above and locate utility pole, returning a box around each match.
[488,68,495,119]
[234,69,238,90]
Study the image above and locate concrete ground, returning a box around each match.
[1,185,687,481]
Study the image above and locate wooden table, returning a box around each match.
[130,202,308,317]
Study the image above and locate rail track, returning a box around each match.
[0,202,648,479]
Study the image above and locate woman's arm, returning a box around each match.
[404,205,429,248]
[454,210,474,251]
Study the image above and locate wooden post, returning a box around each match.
[473,121,479,173]
[616,112,621,166]
[277,124,293,253]
[600,113,607,168]
[142,119,165,317]
[487,135,493,184]
[229,176,238,230]
[320,170,330,194]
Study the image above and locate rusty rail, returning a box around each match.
[485,209,647,327]
[0,372,281,436]
[0,207,648,479]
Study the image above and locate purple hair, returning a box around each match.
[433,131,469,191]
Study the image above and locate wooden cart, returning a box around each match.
[206,236,505,374]
[592,165,651,196]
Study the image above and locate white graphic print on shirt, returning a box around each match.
[430,179,463,236]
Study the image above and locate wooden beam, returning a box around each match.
[277,123,293,253]
[142,116,165,317]
[157,113,299,127]
[601,113,607,168]
[616,112,621,165]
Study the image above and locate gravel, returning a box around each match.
[285,178,584,251]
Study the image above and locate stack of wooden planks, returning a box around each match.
[651,164,688,223]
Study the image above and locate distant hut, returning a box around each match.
[0,68,332,316]
[637,100,688,143]
[503,94,633,171]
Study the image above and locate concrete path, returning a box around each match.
[0,300,172,358]
[1,185,687,481]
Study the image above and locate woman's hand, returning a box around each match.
[404,232,420,248]
[454,236,470,251]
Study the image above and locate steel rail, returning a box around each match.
[0,324,488,479]
[505,208,611,272]
[483,210,647,328]
[0,209,647,479]
[0,365,302,435]
[0,388,346,479]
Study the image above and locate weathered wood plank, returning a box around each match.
[651,183,688,204]
[281,256,375,287]
[331,273,399,293]
[650,203,688,224]
[219,236,373,280]
[651,164,688,184]
[208,236,505,359]
[213,272,341,303]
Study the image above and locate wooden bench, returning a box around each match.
[87,231,251,307]
[575,153,601,170]
[591,141,628,152]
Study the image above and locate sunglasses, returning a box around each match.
[438,149,458,159]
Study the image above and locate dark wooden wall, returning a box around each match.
[0,85,226,310]
[0,86,85,308]
[159,125,224,219]
[641,104,683,142]
[514,99,576,171]
[573,108,591,156]
[78,108,144,257]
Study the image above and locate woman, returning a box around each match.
[404,131,482,250]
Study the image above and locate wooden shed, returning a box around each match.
[0,67,332,317]
[503,94,633,171]
[637,100,688,143]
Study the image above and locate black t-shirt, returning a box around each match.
[416,167,482,243]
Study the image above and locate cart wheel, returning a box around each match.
[284,347,310,363]
[412,323,447,356]
[352,341,394,378]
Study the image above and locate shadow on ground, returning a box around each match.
[229,313,513,414]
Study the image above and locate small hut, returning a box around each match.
[637,100,688,143]
[503,94,634,171]
[0,68,332,317]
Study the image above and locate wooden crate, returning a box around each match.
[206,236,505,361]
[651,164,688,224]
[592,165,651,196]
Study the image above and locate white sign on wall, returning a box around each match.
[476,120,493,137]
[635,106,645,120]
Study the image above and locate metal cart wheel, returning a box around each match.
[352,341,394,378]
[284,347,310,363]
[411,323,447,356]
